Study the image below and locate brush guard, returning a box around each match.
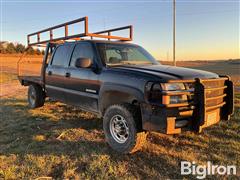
[191,77,234,132]
[141,76,234,134]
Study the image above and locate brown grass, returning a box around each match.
[0,93,239,179]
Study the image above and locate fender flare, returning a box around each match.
[98,82,145,114]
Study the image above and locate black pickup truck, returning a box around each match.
[18,17,234,153]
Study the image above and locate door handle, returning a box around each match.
[65,72,71,78]
[48,71,52,75]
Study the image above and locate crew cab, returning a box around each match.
[18,17,234,153]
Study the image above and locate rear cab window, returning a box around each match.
[51,44,74,67]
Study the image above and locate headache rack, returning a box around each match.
[27,16,133,46]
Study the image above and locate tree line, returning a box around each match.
[0,42,45,55]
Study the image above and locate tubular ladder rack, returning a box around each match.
[27,16,133,47]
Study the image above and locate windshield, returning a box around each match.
[97,43,159,66]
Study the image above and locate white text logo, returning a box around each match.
[181,161,237,179]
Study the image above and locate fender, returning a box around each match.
[99,82,145,114]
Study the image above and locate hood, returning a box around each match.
[113,64,219,81]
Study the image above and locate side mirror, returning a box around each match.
[75,58,92,68]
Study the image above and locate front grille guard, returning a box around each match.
[163,76,234,133]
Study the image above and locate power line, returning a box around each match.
[173,0,176,66]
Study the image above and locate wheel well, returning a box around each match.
[100,92,143,130]
[100,91,139,113]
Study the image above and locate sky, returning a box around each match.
[0,0,239,61]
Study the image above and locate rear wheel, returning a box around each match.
[103,104,147,154]
[28,84,45,109]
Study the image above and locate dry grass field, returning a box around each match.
[0,54,239,179]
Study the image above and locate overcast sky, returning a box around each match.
[1,0,239,60]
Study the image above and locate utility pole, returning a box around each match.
[173,0,176,66]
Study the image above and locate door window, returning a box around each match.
[70,43,94,67]
[105,49,122,64]
[51,44,74,67]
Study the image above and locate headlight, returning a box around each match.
[161,83,187,104]
[147,82,189,104]
[162,83,185,91]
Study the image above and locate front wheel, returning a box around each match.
[28,84,45,109]
[103,104,147,154]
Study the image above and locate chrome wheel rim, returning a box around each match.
[29,88,36,105]
[109,115,129,144]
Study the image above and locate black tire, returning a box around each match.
[28,84,45,109]
[103,104,147,154]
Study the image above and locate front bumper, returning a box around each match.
[141,77,234,134]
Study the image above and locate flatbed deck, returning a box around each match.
[18,76,43,86]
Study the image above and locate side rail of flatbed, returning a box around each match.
[18,76,43,86]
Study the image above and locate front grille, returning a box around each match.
[203,80,225,88]
[201,79,226,109]
[206,97,224,107]
[206,89,224,99]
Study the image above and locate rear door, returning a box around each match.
[45,43,74,102]
[64,42,101,112]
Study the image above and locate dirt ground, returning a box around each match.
[0,55,239,179]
